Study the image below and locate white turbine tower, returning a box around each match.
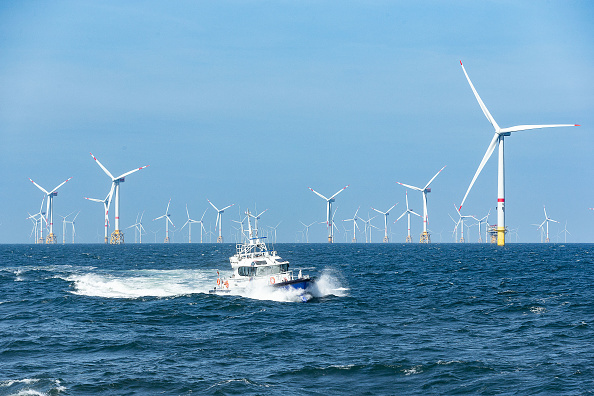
[371,204,398,243]
[342,207,360,243]
[153,199,174,243]
[84,185,114,244]
[397,166,446,243]
[457,61,579,246]
[395,191,422,243]
[299,221,316,243]
[308,185,349,243]
[27,197,47,243]
[181,205,207,243]
[126,212,146,243]
[208,200,234,243]
[29,177,72,244]
[358,214,377,243]
[453,205,477,243]
[538,205,559,243]
[90,153,149,244]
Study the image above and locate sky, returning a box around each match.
[1,0,593,244]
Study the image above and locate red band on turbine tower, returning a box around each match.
[497,198,505,202]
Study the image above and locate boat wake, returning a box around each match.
[65,268,347,302]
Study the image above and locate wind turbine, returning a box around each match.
[181,205,207,243]
[372,204,398,243]
[559,221,571,243]
[457,61,579,246]
[268,221,282,244]
[27,197,47,243]
[126,212,146,243]
[29,177,72,244]
[308,185,349,243]
[208,200,234,243]
[395,191,422,243]
[475,209,491,243]
[153,199,174,243]
[358,214,377,243]
[537,205,559,243]
[342,207,360,243]
[60,211,75,244]
[90,153,149,244]
[453,205,477,243]
[397,166,446,243]
[299,221,316,243]
[84,184,114,244]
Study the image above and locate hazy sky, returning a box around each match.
[1,1,592,243]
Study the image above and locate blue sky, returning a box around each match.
[1,1,592,243]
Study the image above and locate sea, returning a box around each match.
[1,243,593,395]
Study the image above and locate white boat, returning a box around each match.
[209,209,314,296]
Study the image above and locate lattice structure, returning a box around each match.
[217,236,223,243]
[164,237,170,243]
[111,229,124,244]
[327,236,333,243]
[405,235,412,243]
[46,233,57,244]
[419,231,430,243]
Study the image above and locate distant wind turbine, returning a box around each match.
[29,177,72,244]
[308,185,349,243]
[153,199,174,243]
[208,200,234,243]
[372,204,398,243]
[537,205,559,243]
[395,191,422,243]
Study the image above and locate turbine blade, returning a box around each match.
[29,178,49,195]
[396,182,422,192]
[85,197,103,203]
[308,187,329,201]
[221,204,234,211]
[371,207,384,215]
[424,165,447,189]
[459,133,499,211]
[387,203,397,213]
[116,165,150,180]
[395,212,406,222]
[410,210,422,218]
[460,61,500,131]
[500,124,579,134]
[207,200,219,211]
[90,153,115,179]
[166,199,171,214]
[51,177,73,193]
[153,215,166,221]
[329,185,350,200]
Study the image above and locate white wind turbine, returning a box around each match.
[457,61,579,246]
[358,214,377,243]
[27,197,47,244]
[208,200,234,243]
[559,221,571,243]
[395,191,422,243]
[90,153,149,244]
[342,207,360,243]
[268,221,282,244]
[181,205,207,243]
[371,204,398,243]
[126,212,146,243]
[475,209,491,243]
[308,185,349,243]
[29,177,72,244]
[61,211,75,244]
[397,166,446,243]
[537,205,559,243]
[299,221,316,243]
[84,184,114,244]
[153,199,174,243]
[65,211,79,244]
[453,205,477,243]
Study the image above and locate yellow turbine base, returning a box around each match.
[497,227,505,246]
[164,237,169,243]
[459,237,465,243]
[110,230,124,244]
[104,237,109,244]
[328,236,333,243]
[217,236,223,243]
[352,237,356,243]
[405,235,412,243]
[383,236,389,243]
[420,231,430,244]
[46,233,57,244]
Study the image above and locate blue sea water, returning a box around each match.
[1,243,593,395]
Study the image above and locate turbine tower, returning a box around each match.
[90,153,149,244]
[371,204,398,243]
[181,205,207,243]
[299,221,316,243]
[457,61,579,247]
[208,200,234,243]
[308,185,349,243]
[29,177,72,244]
[342,207,360,243]
[475,209,491,243]
[84,184,114,244]
[453,205,477,243]
[537,205,559,243]
[395,191,422,243]
[397,166,446,243]
[153,199,174,243]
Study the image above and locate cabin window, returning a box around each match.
[238,266,257,277]
[255,264,289,276]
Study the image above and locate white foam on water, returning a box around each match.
[66,269,214,299]
[0,379,40,388]
[309,270,349,298]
